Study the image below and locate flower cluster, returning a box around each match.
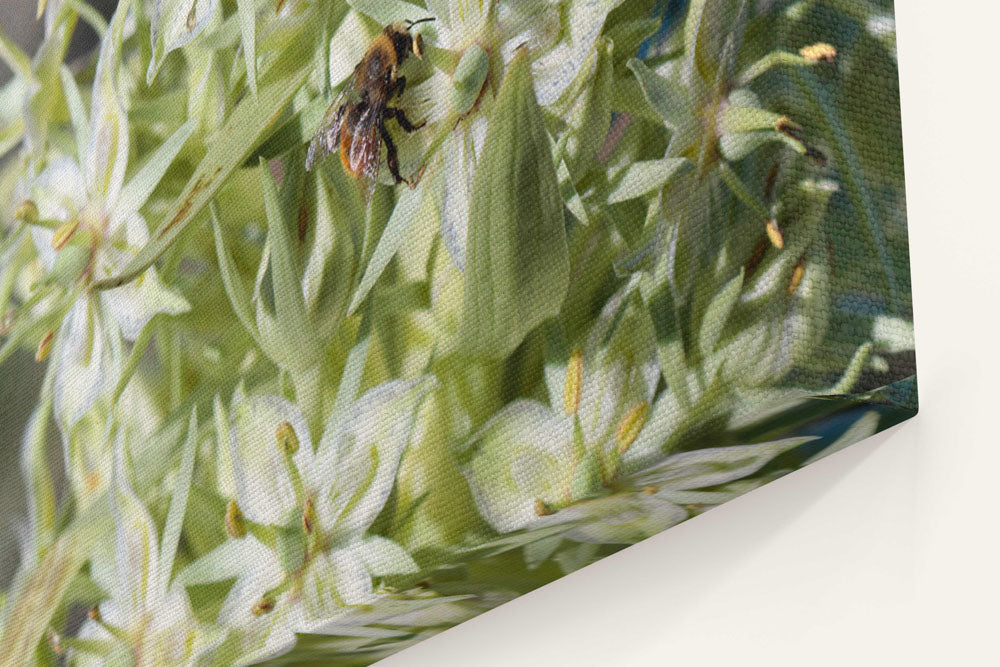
[0,1,914,664]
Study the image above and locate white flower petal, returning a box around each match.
[460,399,574,534]
[177,535,279,588]
[554,491,689,544]
[31,156,86,221]
[439,115,487,271]
[629,437,815,491]
[316,377,434,539]
[528,0,621,107]
[355,535,419,577]
[109,434,161,616]
[85,6,130,206]
[52,297,121,431]
[228,390,314,526]
[98,266,190,341]
[142,588,224,664]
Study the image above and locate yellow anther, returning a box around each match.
[302,497,316,535]
[15,200,38,223]
[35,330,55,362]
[799,43,837,63]
[788,258,806,296]
[51,219,80,251]
[765,219,784,249]
[616,402,649,454]
[252,596,276,616]
[275,421,299,455]
[225,500,247,539]
[534,498,555,516]
[563,348,583,415]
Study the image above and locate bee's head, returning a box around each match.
[404,17,435,59]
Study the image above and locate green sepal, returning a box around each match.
[460,49,569,358]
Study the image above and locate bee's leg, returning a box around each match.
[380,122,404,184]
[387,107,425,132]
[391,75,407,99]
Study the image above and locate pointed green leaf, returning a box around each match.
[699,269,744,359]
[259,158,316,358]
[717,161,769,219]
[563,37,614,177]
[114,119,195,225]
[211,202,261,346]
[461,49,569,358]
[626,58,693,131]
[59,65,89,159]
[20,368,58,561]
[329,307,372,431]
[236,0,257,96]
[95,36,314,291]
[608,158,692,203]
[158,408,199,599]
[147,0,220,84]
[347,183,424,316]
[110,316,156,407]
[0,24,33,81]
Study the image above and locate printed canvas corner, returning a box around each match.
[0,0,914,664]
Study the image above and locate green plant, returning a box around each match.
[0,1,913,664]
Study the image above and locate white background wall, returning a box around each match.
[384,1,1000,664]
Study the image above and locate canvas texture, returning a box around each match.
[0,1,914,664]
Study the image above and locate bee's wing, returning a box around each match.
[305,69,362,172]
[345,99,385,205]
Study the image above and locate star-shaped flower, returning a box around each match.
[178,376,434,664]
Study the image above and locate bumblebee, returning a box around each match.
[305,18,433,201]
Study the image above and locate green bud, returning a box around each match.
[48,244,90,287]
[15,200,38,224]
[450,44,489,115]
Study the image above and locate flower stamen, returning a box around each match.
[616,402,649,454]
[563,348,583,415]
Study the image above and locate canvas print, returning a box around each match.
[0,0,914,664]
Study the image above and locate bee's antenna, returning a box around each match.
[406,17,436,28]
